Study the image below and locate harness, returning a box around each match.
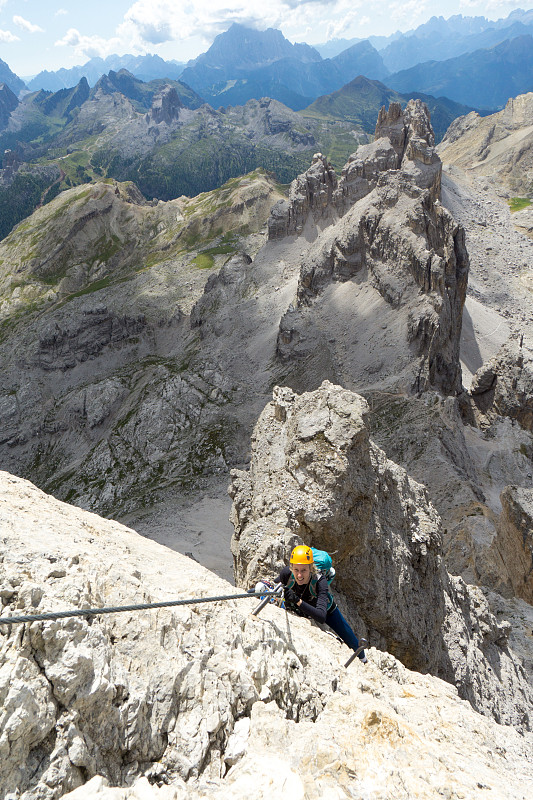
[286,572,336,614]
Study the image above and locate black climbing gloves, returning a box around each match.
[284,587,299,606]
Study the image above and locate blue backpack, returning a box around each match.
[311,548,335,584]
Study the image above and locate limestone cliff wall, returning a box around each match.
[0,471,343,798]
[229,381,533,730]
[470,334,533,432]
[495,486,533,603]
[438,92,533,197]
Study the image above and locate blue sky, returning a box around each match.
[0,0,530,77]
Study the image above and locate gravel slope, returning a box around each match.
[441,163,533,387]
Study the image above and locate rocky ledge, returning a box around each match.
[470,333,533,433]
[1,469,533,800]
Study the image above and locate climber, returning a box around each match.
[276,545,367,663]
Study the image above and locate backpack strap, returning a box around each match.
[287,573,335,613]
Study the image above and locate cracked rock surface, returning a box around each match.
[2,470,532,800]
[0,471,343,799]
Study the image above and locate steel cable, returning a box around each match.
[0,589,280,626]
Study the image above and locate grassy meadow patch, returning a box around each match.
[508,197,531,212]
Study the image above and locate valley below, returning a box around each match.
[0,93,532,799]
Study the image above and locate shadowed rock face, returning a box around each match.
[0,82,18,129]
[0,172,285,515]
[146,85,183,126]
[496,486,533,603]
[35,306,147,371]
[293,173,468,397]
[470,334,533,432]
[230,381,533,730]
[267,152,338,239]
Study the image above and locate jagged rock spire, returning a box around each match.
[273,101,467,396]
[268,99,442,240]
[146,85,183,125]
[268,152,338,239]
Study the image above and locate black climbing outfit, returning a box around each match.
[276,566,366,659]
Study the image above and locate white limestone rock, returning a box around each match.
[0,470,344,799]
[1,469,532,800]
[62,658,533,800]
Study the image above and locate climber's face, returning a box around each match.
[291,564,310,585]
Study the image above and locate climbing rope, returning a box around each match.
[0,589,279,626]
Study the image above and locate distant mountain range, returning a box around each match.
[0,69,359,239]
[378,9,533,73]
[0,83,18,128]
[316,9,533,64]
[0,9,530,241]
[0,58,27,96]
[26,54,185,93]
[175,22,532,111]
[5,9,528,114]
[0,64,479,241]
[179,29,389,110]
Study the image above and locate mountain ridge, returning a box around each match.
[0,56,27,96]
[315,8,533,60]
[302,75,477,142]
[387,34,533,109]
[178,34,389,110]
[27,53,186,93]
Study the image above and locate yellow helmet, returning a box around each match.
[290,545,314,565]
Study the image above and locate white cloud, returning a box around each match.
[49,2,390,62]
[325,11,360,40]
[116,0,370,51]
[55,28,122,60]
[13,16,44,34]
[119,0,255,46]
[55,8,68,16]
[459,0,526,12]
[388,0,428,29]
[56,0,525,63]
[0,28,19,43]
